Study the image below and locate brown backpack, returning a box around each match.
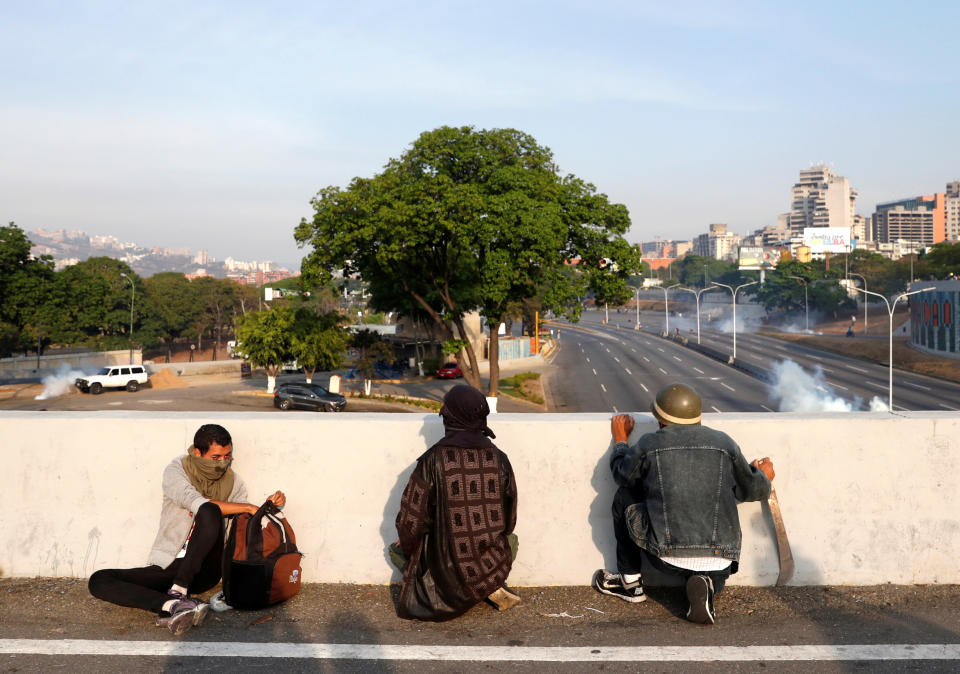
[222,501,302,609]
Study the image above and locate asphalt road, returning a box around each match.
[554,309,960,413]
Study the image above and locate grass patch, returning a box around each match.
[498,372,544,404]
[352,393,442,411]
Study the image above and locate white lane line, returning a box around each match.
[2,640,959,662]
[904,381,932,391]
[614,357,620,363]
[760,404,774,412]
[625,368,632,375]
[605,348,610,353]
[711,406,722,413]
[592,369,598,376]
[631,348,637,353]
[586,357,591,363]
[940,403,959,411]
[821,367,836,374]
[865,381,887,391]
[639,382,649,392]
[672,356,682,362]
[720,382,735,392]
[826,382,849,391]
[644,341,651,346]
[642,356,650,362]
[657,347,665,353]
[693,367,704,375]
[658,368,668,375]
[845,364,870,373]
[774,345,788,351]
[600,384,607,392]
[612,406,618,413]
[810,355,823,361]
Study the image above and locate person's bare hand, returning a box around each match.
[611,414,635,443]
[267,490,286,508]
[752,457,775,481]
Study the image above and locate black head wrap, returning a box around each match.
[430,384,497,450]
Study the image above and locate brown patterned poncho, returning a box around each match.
[395,385,518,621]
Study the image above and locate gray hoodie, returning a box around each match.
[147,455,248,568]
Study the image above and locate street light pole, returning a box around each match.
[849,273,867,335]
[786,276,809,332]
[633,286,641,331]
[710,280,758,360]
[675,286,719,344]
[119,273,135,364]
[657,284,678,336]
[854,286,932,410]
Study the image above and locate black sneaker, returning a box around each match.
[156,598,210,635]
[685,575,715,624]
[592,569,646,603]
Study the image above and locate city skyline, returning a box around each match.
[2,1,958,268]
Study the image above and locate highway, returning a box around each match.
[547,309,960,413]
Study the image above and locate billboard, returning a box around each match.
[738,246,782,270]
[803,227,851,254]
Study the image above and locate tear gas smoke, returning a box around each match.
[769,359,889,412]
[34,364,89,400]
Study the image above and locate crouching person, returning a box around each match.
[594,384,774,624]
[89,424,286,635]
[393,385,520,621]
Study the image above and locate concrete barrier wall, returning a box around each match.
[1,411,958,586]
[0,349,140,380]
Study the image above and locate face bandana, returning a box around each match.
[181,450,235,502]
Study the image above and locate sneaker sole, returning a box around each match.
[593,570,646,603]
[685,576,714,624]
[487,588,522,611]
[168,604,210,636]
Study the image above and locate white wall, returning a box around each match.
[1,411,958,586]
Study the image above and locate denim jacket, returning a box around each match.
[610,424,770,562]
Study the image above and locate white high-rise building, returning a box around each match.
[693,223,741,261]
[946,181,960,242]
[788,165,858,235]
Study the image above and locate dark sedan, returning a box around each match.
[273,383,347,412]
[436,362,463,379]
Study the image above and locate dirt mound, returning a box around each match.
[149,368,187,389]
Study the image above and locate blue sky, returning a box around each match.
[2,1,958,268]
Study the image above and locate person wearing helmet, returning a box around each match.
[593,383,775,625]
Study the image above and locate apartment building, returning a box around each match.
[788,165,858,235]
[873,193,946,246]
[947,181,960,242]
[693,223,741,261]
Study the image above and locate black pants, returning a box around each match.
[88,502,225,613]
[612,486,732,593]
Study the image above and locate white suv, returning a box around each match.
[75,365,150,394]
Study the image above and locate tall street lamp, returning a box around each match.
[711,280,758,361]
[119,272,135,364]
[674,286,719,344]
[849,273,868,335]
[632,286,641,331]
[657,284,678,336]
[786,276,809,332]
[854,286,932,411]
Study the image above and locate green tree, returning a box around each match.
[669,255,739,288]
[296,125,641,394]
[140,273,202,357]
[0,223,55,357]
[291,308,348,383]
[235,306,297,392]
[350,328,394,394]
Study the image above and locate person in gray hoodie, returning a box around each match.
[88,424,285,635]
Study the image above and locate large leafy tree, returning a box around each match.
[235,305,297,393]
[296,125,641,393]
[0,223,55,356]
[140,273,203,356]
[291,308,348,384]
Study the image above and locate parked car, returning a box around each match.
[75,365,150,394]
[273,383,347,412]
[436,362,463,379]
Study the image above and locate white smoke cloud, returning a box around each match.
[769,359,889,413]
[34,364,88,400]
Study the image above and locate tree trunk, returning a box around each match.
[304,368,315,384]
[487,322,501,396]
[266,374,277,394]
[451,314,482,389]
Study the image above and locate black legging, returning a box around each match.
[612,486,731,592]
[89,502,225,613]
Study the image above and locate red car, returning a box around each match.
[436,362,463,379]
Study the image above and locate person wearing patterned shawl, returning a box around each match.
[393,384,520,621]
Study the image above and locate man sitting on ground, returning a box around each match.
[393,384,520,621]
[89,423,285,635]
[594,383,774,624]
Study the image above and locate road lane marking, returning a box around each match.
[639,383,649,392]
[711,406,722,413]
[592,369,597,376]
[774,345,788,351]
[625,368,632,375]
[904,382,932,391]
[631,348,637,353]
[612,406,618,413]
[760,404,774,412]
[658,368,668,375]
[605,348,610,353]
[845,364,870,373]
[865,381,887,390]
[810,355,823,361]
[644,341,651,346]
[720,383,735,392]
[672,356,682,362]
[693,367,704,374]
[600,384,607,392]
[826,382,849,391]
[614,357,620,363]
[2,640,959,662]
[657,347,665,353]
[821,367,836,374]
[642,357,650,362]
[940,403,959,411]
[586,357,591,363]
